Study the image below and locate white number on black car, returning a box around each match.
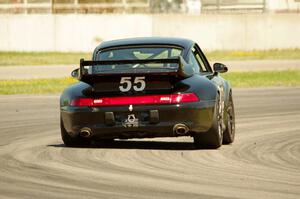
[119,77,132,92]
[119,77,146,92]
[133,76,146,91]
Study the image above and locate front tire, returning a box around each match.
[193,94,223,149]
[60,117,91,147]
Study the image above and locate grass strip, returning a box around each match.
[0,78,77,94]
[0,70,299,94]
[1,49,300,66]
[206,49,300,61]
[221,70,300,87]
[0,52,91,66]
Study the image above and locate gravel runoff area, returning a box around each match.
[0,60,300,80]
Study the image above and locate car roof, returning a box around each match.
[94,37,195,52]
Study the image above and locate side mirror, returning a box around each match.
[71,68,79,78]
[213,63,228,73]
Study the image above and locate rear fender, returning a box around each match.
[178,75,218,101]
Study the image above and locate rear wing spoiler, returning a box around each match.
[78,56,193,81]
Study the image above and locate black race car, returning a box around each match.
[60,37,235,149]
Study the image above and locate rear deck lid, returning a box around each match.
[79,57,194,96]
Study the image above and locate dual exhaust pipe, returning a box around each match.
[173,123,189,135]
[80,124,189,137]
[79,128,92,138]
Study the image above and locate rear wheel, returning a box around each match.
[223,92,235,144]
[60,118,91,147]
[193,94,223,149]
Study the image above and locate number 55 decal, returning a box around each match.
[119,77,146,92]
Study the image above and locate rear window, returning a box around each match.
[93,47,182,74]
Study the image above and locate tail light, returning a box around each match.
[71,93,199,107]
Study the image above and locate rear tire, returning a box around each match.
[223,92,235,144]
[194,94,223,149]
[60,118,91,147]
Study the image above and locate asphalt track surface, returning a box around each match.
[0,88,299,199]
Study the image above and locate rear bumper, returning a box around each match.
[61,100,215,139]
